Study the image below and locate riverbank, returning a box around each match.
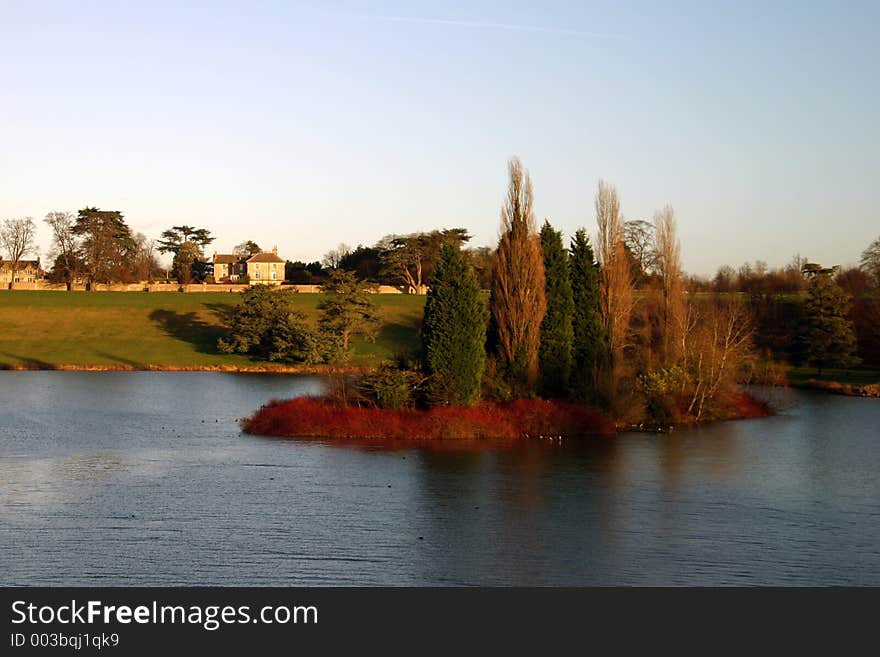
[789,379,880,398]
[782,365,880,398]
[0,362,376,373]
[0,290,424,370]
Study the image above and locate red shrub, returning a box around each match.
[242,397,615,440]
[723,391,773,420]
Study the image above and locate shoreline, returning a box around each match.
[3,363,877,398]
[0,363,372,374]
[786,379,880,398]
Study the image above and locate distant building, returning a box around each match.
[212,253,246,282]
[212,247,284,285]
[246,247,284,285]
[0,258,42,286]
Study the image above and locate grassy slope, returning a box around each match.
[0,290,425,369]
[785,365,880,386]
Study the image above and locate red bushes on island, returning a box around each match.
[242,396,616,440]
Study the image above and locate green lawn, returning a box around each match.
[786,365,880,386]
[0,290,425,369]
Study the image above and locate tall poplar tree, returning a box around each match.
[595,180,633,404]
[538,221,574,398]
[421,243,487,406]
[489,157,547,397]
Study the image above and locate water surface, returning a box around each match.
[1,372,878,585]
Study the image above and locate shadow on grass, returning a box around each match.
[91,351,145,369]
[374,320,421,355]
[0,352,58,369]
[149,309,226,355]
[203,302,237,326]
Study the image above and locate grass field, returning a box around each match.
[785,365,880,386]
[0,290,425,370]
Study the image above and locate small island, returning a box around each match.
[238,160,804,441]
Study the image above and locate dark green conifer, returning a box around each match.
[538,221,574,397]
[800,265,860,375]
[422,243,487,406]
[569,228,607,403]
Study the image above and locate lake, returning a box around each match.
[1,372,878,585]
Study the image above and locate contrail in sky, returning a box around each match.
[328,12,627,40]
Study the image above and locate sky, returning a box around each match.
[1,0,878,275]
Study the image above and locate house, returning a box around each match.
[212,253,247,282]
[0,258,42,286]
[212,247,284,285]
[246,247,284,285]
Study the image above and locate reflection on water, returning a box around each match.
[1,372,878,585]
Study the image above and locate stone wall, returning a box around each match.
[3,281,411,294]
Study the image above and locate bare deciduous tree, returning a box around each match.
[682,300,754,421]
[862,235,880,288]
[595,180,633,401]
[1,217,38,289]
[490,157,547,393]
[623,219,656,283]
[653,205,684,365]
[233,240,262,258]
[322,243,351,270]
[44,211,79,290]
[133,233,161,283]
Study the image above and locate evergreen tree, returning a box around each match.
[422,243,487,406]
[800,265,859,375]
[538,221,574,397]
[72,207,137,285]
[570,228,607,403]
[217,286,321,363]
[318,270,381,361]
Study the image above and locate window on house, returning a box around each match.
[254,270,260,279]
[271,271,277,280]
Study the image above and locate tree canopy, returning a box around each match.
[234,240,263,258]
[318,270,381,360]
[217,286,322,363]
[378,228,471,293]
[73,207,137,285]
[157,225,214,255]
[800,265,860,373]
[861,235,880,288]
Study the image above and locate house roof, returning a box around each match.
[247,252,284,263]
[0,259,40,271]
[212,254,240,264]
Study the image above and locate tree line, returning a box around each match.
[420,159,872,422]
[4,174,876,401]
[218,157,872,424]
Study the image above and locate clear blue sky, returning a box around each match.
[2,1,877,275]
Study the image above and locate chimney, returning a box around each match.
[272,245,277,255]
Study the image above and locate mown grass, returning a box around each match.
[785,365,880,386]
[0,290,425,369]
